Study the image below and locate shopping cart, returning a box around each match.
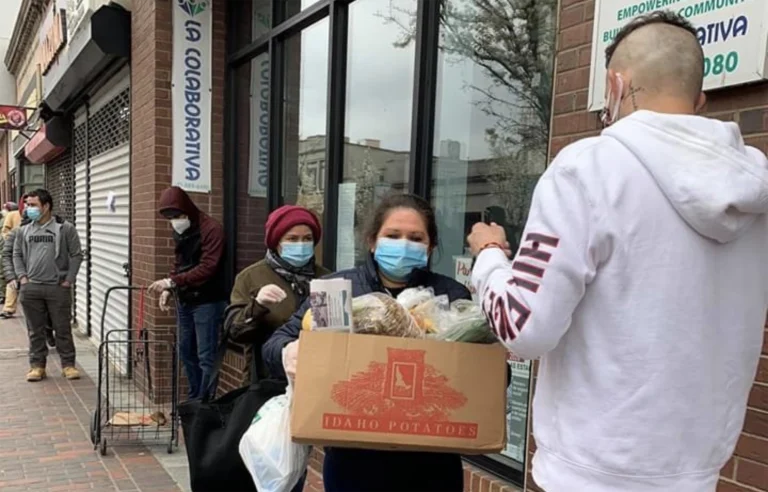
[90,285,180,455]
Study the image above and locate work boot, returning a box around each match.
[46,330,56,348]
[26,367,46,382]
[62,367,80,380]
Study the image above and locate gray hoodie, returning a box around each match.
[13,217,82,285]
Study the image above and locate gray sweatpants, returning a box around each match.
[20,283,75,368]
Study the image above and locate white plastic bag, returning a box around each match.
[239,383,309,492]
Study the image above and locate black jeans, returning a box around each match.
[20,283,75,368]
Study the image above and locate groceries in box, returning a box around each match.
[291,281,508,454]
[303,283,499,344]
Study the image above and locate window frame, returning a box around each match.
[223,0,542,486]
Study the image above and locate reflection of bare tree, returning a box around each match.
[352,149,380,261]
[488,143,539,249]
[382,0,555,158]
[296,160,324,215]
[380,0,556,237]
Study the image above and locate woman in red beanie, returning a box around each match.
[227,205,330,380]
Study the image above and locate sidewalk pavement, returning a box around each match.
[0,314,187,492]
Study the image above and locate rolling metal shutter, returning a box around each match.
[74,116,88,335]
[43,149,75,224]
[87,80,131,360]
[69,66,131,371]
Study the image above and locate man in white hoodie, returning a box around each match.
[468,10,768,492]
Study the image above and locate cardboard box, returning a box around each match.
[291,330,508,454]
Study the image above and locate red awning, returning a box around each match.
[25,124,66,164]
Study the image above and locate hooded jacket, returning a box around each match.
[472,110,768,492]
[4,214,64,282]
[13,213,80,285]
[158,187,226,305]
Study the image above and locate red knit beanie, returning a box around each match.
[265,205,322,250]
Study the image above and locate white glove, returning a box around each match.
[148,278,173,294]
[282,340,299,380]
[8,280,17,291]
[256,284,287,306]
[159,290,172,312]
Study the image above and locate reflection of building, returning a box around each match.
[294,135,541,230]
[291,135,410,200]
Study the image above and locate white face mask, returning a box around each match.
[171,218,191,235]
[600,73,624,127]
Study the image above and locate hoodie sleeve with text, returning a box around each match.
[472,163,610,360]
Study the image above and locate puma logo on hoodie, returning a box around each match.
[13,217,83,285]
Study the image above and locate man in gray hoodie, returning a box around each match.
[15,189,83,382]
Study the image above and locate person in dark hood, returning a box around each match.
[148,186,227,400]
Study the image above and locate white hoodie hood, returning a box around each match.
[604,111,768,243]
[472,110,768,492]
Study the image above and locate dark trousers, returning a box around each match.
[177,301,226,399]
[323,448,463,492]
[291,471,307,492]
[19,283,75,368]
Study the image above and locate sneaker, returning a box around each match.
[62,367,80,380]
[0,312,14,319]
[26,367,46,382]
[46,330,56,348]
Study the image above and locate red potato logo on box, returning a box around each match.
[323,348,479,439]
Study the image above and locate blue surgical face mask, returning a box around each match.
[374,238,428,282]
[280,242,314,268]
[26,206,41,222]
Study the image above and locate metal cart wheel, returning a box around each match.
[90,411,98,446]
[100,437,108,456]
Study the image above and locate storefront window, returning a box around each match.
[278,0,320,23]
[20,160,45,196]
[282,20,330,265]
[429,0,557,473]
[232,0,272,53]
[335,0,415,270]
[235,55,270,271]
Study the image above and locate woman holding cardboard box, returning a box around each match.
[263,193,472,492]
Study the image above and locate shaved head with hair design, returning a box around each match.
[601,10,706,124]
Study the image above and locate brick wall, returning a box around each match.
[130,0,228,401]
[546,1,768,491]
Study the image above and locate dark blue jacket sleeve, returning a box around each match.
[262,297,310,380]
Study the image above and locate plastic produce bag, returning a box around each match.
[351,293,424,338]
[396,287,436,310]
[433,299,498,344]
[239,383,309,492]
[397,288,449,335]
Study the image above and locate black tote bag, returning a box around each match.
[179,305,287,492]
